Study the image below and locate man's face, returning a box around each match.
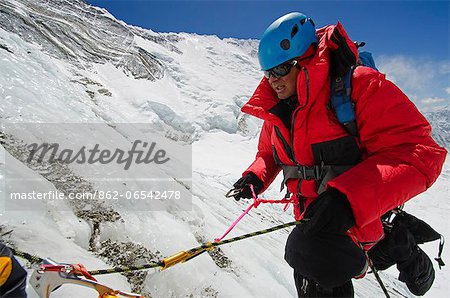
[267,62,300,99]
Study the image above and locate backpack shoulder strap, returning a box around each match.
[329,42,379,137]
[330,66,358,137]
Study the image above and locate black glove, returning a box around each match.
[369,219,436,296]
[398,246,435,296]
[369,224,416,270]
[232,172,263,201]
[301,188,355,236]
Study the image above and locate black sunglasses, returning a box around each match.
[263,59,298,79]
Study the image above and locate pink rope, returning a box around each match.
[214,185,295,242]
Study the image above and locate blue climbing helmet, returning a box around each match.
[258,12,318,71]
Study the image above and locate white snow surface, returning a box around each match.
[0,2,449,297]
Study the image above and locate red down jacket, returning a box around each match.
[241,23,447,247]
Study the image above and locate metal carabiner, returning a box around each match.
[225,188,242,198]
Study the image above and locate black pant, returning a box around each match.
[293,270,355,298]
[285,226,366,295]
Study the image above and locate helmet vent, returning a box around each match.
[291,24,299,38]
[299,18,306,25]
[280,39,290,50]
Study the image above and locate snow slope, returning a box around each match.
[0,1,449,297]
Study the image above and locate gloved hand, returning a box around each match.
[301,188,355,236]
[232,172,263,201]
[368,220,435,296]
[369,223,417,270]
[398,246,435,296]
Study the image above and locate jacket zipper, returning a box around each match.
[274,126,296,164]
[293,67,310,213]
[273,67,310,166]
[290,67,309,157]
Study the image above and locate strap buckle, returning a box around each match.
[300,165,322,180]
[334,77,345,94]
[38,264,72,274]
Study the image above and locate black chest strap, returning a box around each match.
[281,164,355,194]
